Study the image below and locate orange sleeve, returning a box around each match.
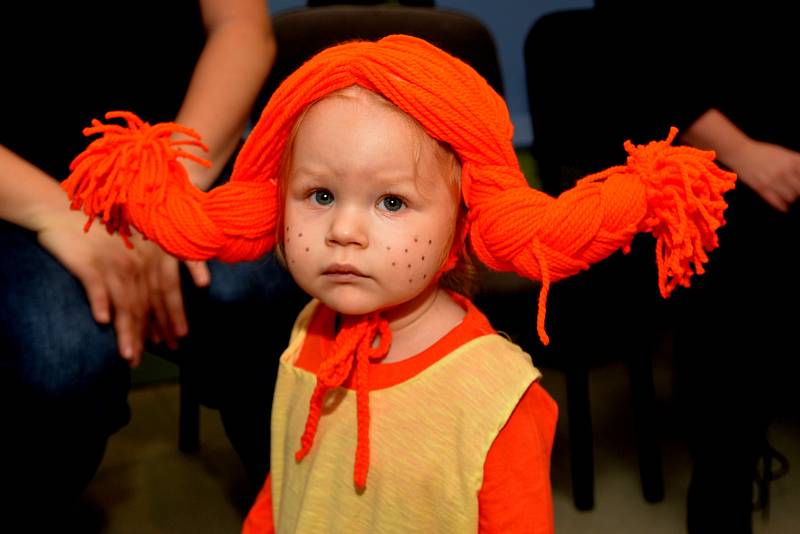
[242,473,274,534]
[478,382,558,534]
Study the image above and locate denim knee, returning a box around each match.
[172,253,306,406]
[0,223,130,430]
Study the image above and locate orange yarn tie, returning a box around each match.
[295,313,392,489]
[61,111,210,248]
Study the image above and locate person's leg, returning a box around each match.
[176,254,307,491]
[0,222,131,521]
[674,185,784,534]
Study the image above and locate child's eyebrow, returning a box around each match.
[370,173,418,188]
[291,166,418,189]
[290,165,331,179]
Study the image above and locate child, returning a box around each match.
[63,35,735,533]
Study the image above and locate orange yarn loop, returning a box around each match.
[295,313,391,488]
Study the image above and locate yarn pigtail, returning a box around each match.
[577,128,735,297]
[468,129,735,345]
[625,129,734,296]
[62,111,284,261]
[62,111,209,248]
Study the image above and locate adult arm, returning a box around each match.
[139,0,276,346]
[0,144,148,364]
[681,108,800,212]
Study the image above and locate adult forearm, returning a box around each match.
[0,145,73,232]
[680,108,751,170]
[176,0,276,191]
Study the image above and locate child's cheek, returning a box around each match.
[384,235,443,285]
[283,224,311,268]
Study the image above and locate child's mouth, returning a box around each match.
[323,264,368,279]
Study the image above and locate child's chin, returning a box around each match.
[327,303,378,316]
[320,296,381,317]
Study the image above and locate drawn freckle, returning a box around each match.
[421,256,425,261]
[407,264,411,268]
[414,237,418,242]
[408,279,412,283]
[392,262,396,266]
[305,247,309,252]
[298,233,303,237]
[423,274,427,279]
[404,248,408,253]
[428,239,432,245]
[387,246,391,250]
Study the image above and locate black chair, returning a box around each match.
[178,2,506,454]
[522,8,666,511]
[252,4,504,120]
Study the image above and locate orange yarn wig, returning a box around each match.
[62,35,736,488]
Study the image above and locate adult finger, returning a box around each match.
[161,258,189,341]
[147,261,177,348]
[77,269,111,325]
[186,260,211,288]
[159,252,189,349]
[108,269,147,365]
[761,189,789,213]
[771,177,795,209]
[147,313,163,345]
[788,159,800,200]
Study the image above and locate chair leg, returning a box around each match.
[627,353,664,503]
[566,366,595,510]
[179,366,201,453]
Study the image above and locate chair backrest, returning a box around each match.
[253,5,504,119]
[524,8,684,196]
[525,9,599,196]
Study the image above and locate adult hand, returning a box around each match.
[726,140,800,213]
[132,237,210,350]
[681,109,800,213]
[36,210,148,366]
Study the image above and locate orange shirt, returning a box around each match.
[243,295,557,533]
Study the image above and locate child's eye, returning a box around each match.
[380,196,404,212]
[312,189,334,205]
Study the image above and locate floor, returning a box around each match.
[75,350,799,533]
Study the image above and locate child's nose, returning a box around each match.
[326,207,368,248]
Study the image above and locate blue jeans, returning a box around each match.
[0,220,306,511]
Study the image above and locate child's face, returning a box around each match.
[283,89,459,316]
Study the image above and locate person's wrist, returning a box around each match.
[719,135,755,175]
[30,203,81,235]
[186,164,216,191]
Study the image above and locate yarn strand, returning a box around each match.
[294,313,392,489]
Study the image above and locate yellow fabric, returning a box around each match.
[270,301,540,533]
